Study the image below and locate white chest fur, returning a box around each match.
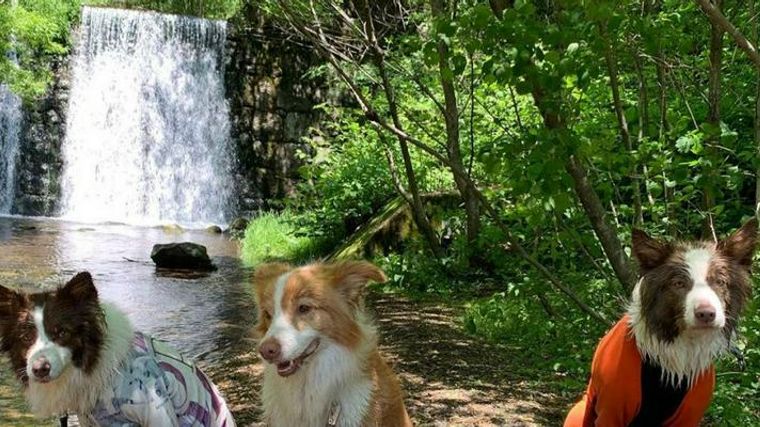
[262,343,374,427]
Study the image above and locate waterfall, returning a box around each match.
[0,50,22,214]
[61,7,235,226]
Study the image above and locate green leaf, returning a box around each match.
[452,54,467,75]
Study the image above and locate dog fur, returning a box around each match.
[253,261,412,427]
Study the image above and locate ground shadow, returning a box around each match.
[366,293,570,426]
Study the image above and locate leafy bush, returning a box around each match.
[461,290,607,393]
[1,0,81,99]
[290,115,396,246]
[707,300,760,425]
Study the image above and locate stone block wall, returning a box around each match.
[13,57,68,216]
[225,4,329,214]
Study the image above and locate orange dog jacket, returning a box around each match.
[564,316,715,427]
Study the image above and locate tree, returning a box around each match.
[0,0,79,100]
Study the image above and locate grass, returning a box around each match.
[240,212,321,266]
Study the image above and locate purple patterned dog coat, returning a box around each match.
[87,332,235,427]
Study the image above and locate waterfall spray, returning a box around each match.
[0,49,22,214]
[61,7,235,226]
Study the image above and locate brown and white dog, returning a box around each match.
[253,261,412,427]
[565,219,757,427]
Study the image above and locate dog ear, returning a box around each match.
[720,218,759,269]
[253,263,291,295]
[328,261,387,306]
[632,229,673,271]
[58,272,99,303]
[0,285,23,318]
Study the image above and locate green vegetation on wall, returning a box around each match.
[84,0,240,19]
[0,0,79,100]
[0,0,240,100]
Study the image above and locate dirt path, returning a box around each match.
[211,292,571,426]
[370,293,571,426]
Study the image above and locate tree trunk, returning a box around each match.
[694,0,760,72]
[378,131,444,257]
[600,22,643,226]
[529,82,638,292]
[652,0,669,141]
[633,51,658,212]
[430,0,481,245]
[488,0,512,17]
[656,61,669,140]
[703,0,723,236]
[360,1,444,257]
[565,156,638,291]
[752,0,760,210]
[647,0,676,233]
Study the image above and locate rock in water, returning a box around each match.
[206,225,223,234]
[162,224,184,233]
[151,242,216,271]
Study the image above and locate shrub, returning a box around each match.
[240,212,319,266]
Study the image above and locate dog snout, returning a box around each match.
[695,303,717,325]
[31,357,51,379]
[259,338,282,363]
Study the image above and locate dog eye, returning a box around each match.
[673,279,688,289]
[298,304,312,314]
[262,310,272,320]
[714,276,729,287]
[55,329,69,340]
[21,331,35,344]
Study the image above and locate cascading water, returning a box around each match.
[61,7,235,226]
[0,50,22,214]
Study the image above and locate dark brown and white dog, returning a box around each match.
[628,219,757,386]
[565,219,757,426]
[0,272,235,426]
[253,261,412,427]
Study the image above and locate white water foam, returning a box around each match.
[0,49,21,214]
[60,7,235,227]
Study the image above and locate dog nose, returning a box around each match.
[695,305,717,324]
[32,358,51,379]
[259,339,281,363]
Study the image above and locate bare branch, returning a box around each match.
[694,0,760,72]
